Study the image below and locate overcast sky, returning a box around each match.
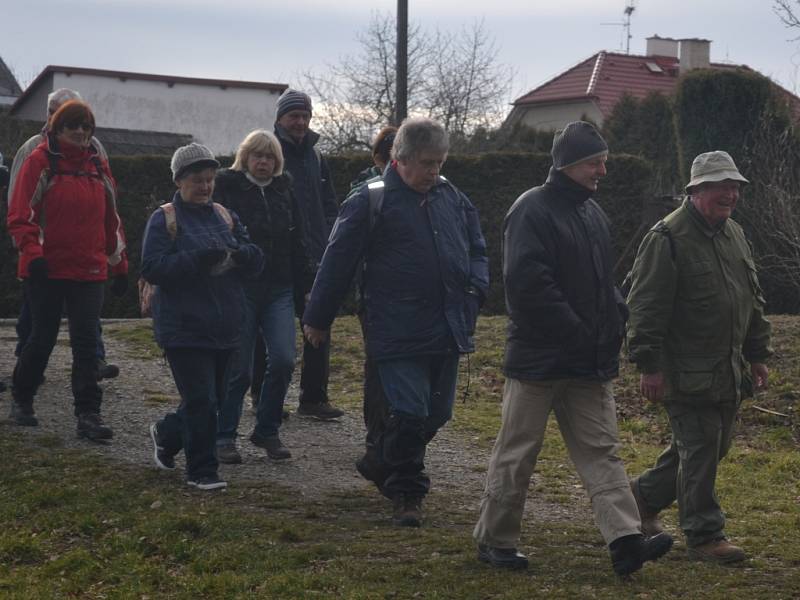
[4,0,799,103]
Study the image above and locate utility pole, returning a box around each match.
[395,0,408,125]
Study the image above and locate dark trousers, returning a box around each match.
[298,328,330,406]
[357,312,389,450]
[250,333,267,403]
[16,292,106,359]
[375,354,459,498]
[161,347,231,479]
[636,399,740,547]
[12,279,104,415]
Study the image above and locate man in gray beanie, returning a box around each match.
[273,88,343,420]
[626,151,771,564]
[473,121,673,576]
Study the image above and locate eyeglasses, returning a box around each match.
[64,122,93,132]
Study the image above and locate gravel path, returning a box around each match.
[0,320,588,524]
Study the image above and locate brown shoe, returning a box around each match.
[688,539,746,564]
[630,479,664,537]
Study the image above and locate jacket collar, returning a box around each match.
[173,190,215,210]
[274,124,320,152]
[544,167,593,204]
[383,162,447,196]
[219,168,288,193]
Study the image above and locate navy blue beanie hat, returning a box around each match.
[551,121,608,170]
[276,89,313,120]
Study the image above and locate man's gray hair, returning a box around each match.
[391,117,449,162]
[47,88,82,116]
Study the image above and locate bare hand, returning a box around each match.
[751,362,769,391]
[640,372,665,403]
[303,324,328,349]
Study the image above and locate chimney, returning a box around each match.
[679,38,711,74]
[646,35,679,58]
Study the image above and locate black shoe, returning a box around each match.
[250,431,291,460]
[392,495,423,527]
[297,401,344,420]
[96,359,120,381]
[217,442,242,464]
[149,422,175,470]
[187,475,227,491]
[477,543,529,570]
[10,399,38,426]
[610,532,674,577]
[76,412,114,441]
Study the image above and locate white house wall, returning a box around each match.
[512,101,604,131]
[42,73,280,154]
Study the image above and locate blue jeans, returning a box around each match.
[218,285,296,442]
[16,293,106,359]
[376,353,460,497]
[162,347,231,479]
[13,279,104,415]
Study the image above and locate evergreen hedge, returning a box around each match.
[0,152,653,317]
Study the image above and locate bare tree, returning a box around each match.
[304,12,513,152]
[775,0,800,33]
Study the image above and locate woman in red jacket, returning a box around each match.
[7,100,128,440]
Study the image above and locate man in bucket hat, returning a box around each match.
[626,150,772,564]
[473,121,673,576]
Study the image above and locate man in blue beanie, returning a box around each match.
[473,121,673,576]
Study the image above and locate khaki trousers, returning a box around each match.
[473,377,641,548]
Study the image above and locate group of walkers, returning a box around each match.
[4,84,772,578]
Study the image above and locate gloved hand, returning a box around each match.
[27,257,48,283]
[230,247,249,266]
[110,274,128,297]
[195,248,227,271]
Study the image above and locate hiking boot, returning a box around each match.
[77,412,114,441]
[610,532,674,577]
[392,495,423,527]
[95,359,120,381]
[630,478,664,536]
[297,401,344,420]
[250,430,291,460]
[688,539,746,564]
[10,399,38,426]
[217,442,242,464]
[477,543,529,570]
[149,422,175,470]
[187,475,227,491]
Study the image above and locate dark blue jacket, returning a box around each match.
[274,125,338,265]
[141,192,264,350]
[303,164,489,360]
[503,168,627,381]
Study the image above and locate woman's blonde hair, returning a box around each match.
[231,129,284,176]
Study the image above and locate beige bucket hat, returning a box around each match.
[685,150,749,192]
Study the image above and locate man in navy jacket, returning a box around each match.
[303,117,489,527]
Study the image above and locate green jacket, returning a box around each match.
[626,199,772,403]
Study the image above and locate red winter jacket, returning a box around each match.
[7,136,128,281]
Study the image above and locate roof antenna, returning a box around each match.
[601,0,637,54]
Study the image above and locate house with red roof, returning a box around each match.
[505,36,797,131]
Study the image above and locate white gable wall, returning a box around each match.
[16,72,281,155]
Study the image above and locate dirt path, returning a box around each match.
[0,320,589,524]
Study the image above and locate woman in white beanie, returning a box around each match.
[141,143,264,491]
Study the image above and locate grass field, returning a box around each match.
[1,315,798,599]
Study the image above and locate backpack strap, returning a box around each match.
[212,202,234,231]
[160,203,178,240]
[652,220,676,261]
[366,179,385,234]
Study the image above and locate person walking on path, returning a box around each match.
[274,89,344,421]
[142,143,263,490]
[303,117,489,527]
[626,151,772,564]
[473,121,673,576]
[214,130,315,463]
[7,100,128,439]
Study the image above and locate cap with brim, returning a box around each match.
[685,150,749,191]
[171,142,220,181]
